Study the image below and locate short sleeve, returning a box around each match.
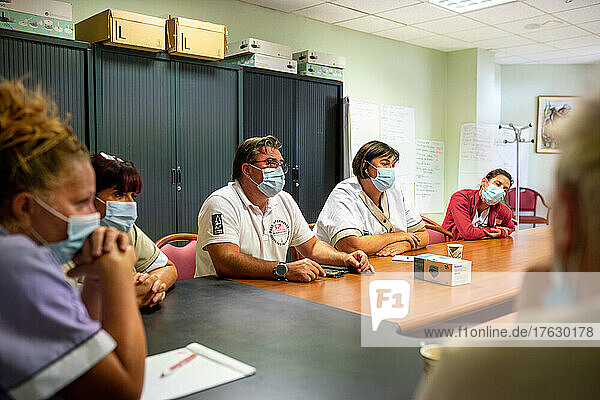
[286,193,315,247]
[198,194,241,249]
[0,238,115,400]
[314,189,364,247]
[402,192,425,233]
[129,224,160,273]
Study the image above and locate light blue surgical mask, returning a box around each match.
[482,181,505,205]
[31,197,100,265]
[96,197,137,233]
[367,161,395,192]
[249,165,285,197]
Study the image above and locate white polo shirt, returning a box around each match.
[314,177,425,248]
[196,180,315,277]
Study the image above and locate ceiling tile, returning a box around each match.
[406,35,472,51]
[538,54,600,63]
[294,2,367,22]
[526,49,576,60]
[580,20,600,33]
[335,15,404,32]
[374,25,434,40]
[240,0,325,12]
[328,0,421,14]
[472,35,536,49]
[495,55,532,64]
[569,44,600,54]
[447,26,512,42]
[552,34,600,49]
[521,25,590,42]
[378,3,456,25]
[463,2,544,25]
[553,4,600,24]
[523,0,599,13]
[412,15,485,34]
[497,15,568,35]
[501,43,559,55]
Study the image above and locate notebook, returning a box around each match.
[140,343,256,400]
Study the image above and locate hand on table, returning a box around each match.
[485,228,503,239]
[397,232,421,249]
[344,250,374,273]
[376,241,410,257]
[286,259,325,282]
[134,273,167,308]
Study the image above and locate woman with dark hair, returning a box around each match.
[442,169,515,241]
[314,140,429,256]
[91,152,177,308]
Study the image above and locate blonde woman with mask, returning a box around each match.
[0,81,145,399]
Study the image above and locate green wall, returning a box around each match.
[500,64,599,208]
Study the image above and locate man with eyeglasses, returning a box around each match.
[195,135,373,281]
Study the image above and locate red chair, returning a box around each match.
[421,215,453,244]
[155,233,198,281]
[507,188,551,227]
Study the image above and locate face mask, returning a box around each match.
[249,165,285,197]
[96,197,137,233]
[31,197,100,265]
[367,161,395,192]
[482,181,505,205]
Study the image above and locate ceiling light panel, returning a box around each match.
[428,0,514,13]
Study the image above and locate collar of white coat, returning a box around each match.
[231,180,279,214]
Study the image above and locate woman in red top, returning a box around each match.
[442,169,515,241]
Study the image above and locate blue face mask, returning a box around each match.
[482,181,505,205]
[367,161,395,192]
[31,197,100,265]
[96,197,138,233]
[249,165,285,198]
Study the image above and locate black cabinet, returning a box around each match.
[175,61,239,234]
[2,31,343,239]
[243,68,343,223]
[94,49,177,240]
[0,31,92,145]
[93,45,240,240]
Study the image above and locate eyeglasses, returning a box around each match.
[250,158,289,174]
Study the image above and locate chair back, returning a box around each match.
[507,188,537,212]
[426,227,448,245]
[155,233,198,281]
[421,215,452,243]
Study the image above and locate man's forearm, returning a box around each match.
[305,240,348,266]
[149,264,178,289]
[338,231,417,255]
[210,250,278,279]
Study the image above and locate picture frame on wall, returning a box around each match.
[536,96,578,154]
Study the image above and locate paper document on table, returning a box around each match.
[392,255,414,262]
[141,343,256,400]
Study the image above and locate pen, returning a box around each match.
[160,352,197,378]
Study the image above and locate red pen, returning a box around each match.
[160,353,197,378]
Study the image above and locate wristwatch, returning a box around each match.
[273,262,288,281]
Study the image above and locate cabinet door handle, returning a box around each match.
[292,165,299,187]
[177,167,182,184]
[171,169,177,184]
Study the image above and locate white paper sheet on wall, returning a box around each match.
[415,140,444,213]
[349,101,379,160]
[380,104,416,203]
[458,123,496,189]
[495,127,530,187]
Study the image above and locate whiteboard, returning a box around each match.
[347,99,417,203]
[415,140,444,213]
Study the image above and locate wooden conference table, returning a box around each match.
[235,226,553,333]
